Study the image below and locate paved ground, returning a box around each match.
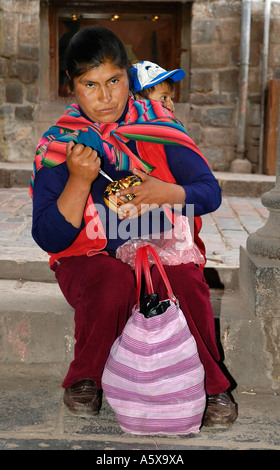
[0,186,269,272]
[0,375,279,451]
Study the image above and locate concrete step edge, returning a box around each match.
[0,279,232,312]
[0,256,239,288]
[0,163,276,196]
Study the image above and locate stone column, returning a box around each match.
[243,96,280,312]
[235,94,280,392]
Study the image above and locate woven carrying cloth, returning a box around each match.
[102,245,206,435]
[29,97,208,197]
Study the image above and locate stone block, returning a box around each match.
[10,61,38,84]
[0,58,9,78]
[216,245,280,393]
[19,20,40,45]
[191,19,215,44]
[15,106,34,121]
[0,280,74,365]
[201,147,225,170]
[0,169,10,187]
[191,45,229,68]
[269,44,280,68]
[202,108,234,127]
[190,93,227,106]
[0,259,55,283]
[1,0,39,15]
[0,309,74,364]
[230,158,252,173]
[248,66,262,93]
[216,173,274,197]
[239,246,280,318]
[217,18,240,44]
[191,71,213,93]
[212,2,241,18]
[185,123,201,145]
[5,83,23,104]
[247,45,262,70]
[173,103,190,129]
[219,69,239,93]
[270,16,280,44]
[220,315,280,393]
[1,13,19,57]
[0,105,13,116]
[204,127,237,146]
[18,44,39,61]
[26,84,39,103]
[209,282,280,392]
[248,106,261,127]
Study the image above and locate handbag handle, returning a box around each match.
[135,245,177,306]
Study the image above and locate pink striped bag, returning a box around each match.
[101,245,206,435]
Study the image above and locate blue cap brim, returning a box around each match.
[141,69,185,90]
[130,66,186,93]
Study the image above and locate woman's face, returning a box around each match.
[73,61,129,123]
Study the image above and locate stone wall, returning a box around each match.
[0,0,40,162]
[185,1,280,172]
[1,0,280,172]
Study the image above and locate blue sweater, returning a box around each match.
[32,139,221,255]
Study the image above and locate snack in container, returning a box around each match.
[104,175,142,212]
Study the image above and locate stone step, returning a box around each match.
[215,171,275,197]
[0,247,239,288]
[0,280,73,376]
[0,162,32,188]
[2,276,277,394]
[0,161,276,196]
[1,279,280,451]
[0,278,238,375]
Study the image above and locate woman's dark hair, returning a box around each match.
[66,26,131,90]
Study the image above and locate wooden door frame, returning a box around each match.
[47,1,188,101]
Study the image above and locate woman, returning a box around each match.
[31,26,237,427]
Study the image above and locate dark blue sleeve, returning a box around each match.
[31,143,221,253]
[164,145,221,216]
[31,163,85,253]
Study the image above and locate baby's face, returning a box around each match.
[147,81,175,113]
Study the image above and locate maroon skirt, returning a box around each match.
[52,254,230,395]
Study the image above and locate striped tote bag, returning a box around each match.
[101,245,206,435]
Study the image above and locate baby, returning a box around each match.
[130,60,185,113]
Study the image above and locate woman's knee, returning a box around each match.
[152,262,206,294]
[83,255,136,297]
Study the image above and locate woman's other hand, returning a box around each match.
[116,169,186,219]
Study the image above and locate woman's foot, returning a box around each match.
[203,391,238,428]
[63,378,102,416]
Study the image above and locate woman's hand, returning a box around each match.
[57,142,101,228]
[66,142,101,185]
[116,169,186,219]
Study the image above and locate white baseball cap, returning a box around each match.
[130,61,185,93]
